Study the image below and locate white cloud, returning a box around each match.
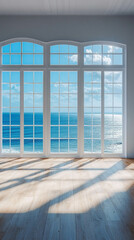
[107,46,113,53]
[69,54,78,63]
[103,55,112,65]
[84,54,102,64]
[85,49,92,53]
[93,54,102,64]
[11,84,20,93]
[84,55,92,64]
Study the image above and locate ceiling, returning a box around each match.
[0,0,134,15]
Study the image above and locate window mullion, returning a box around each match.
[46,69,50,156]
[101,70,104,157]
[20,70,24,156]
[0,70,2,155]
[78,69,84,157]
[78,45,84,157]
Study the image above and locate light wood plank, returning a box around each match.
[0,158,134,240]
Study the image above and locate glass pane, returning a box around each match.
[3,126,10,138]
[60,45,68,53]
[103,54,112,65]
[69,45,77,53]
[2,72,10,83]
[60,54,68,64]
[84,139,92,152]
[93,45,101,53]
[103,45,113,53]
[11,139,20,152]
[34,72,43,83]
[50,45,60,53]
[2,54,10,64]
[22,54,34,65]
[11,126,20,138]
[11,94,20,108]
[69,139,77,152]
[34,111,43,125]
[11,54,21,65]
[51,139,59,152]
[50,54,59,65]
[24,109,33,125]
[2,44,10,53]
[24,72,33,83]
[60,139,68,152]
[11,72,20,83]
[34,44,43,53]
[34,54,43,65]
[11,110,20,125]
[84,55,92,65]
[11,42,21,53]
[24,139,33,152]
[93,54,102,65]
[22,42,34,53]
[69,54,78,64]
[34,139,43,152]
[51,126,59,138]
[113,55,122,65]
[2,139,10,153]
[50,45,78,65]
[24,126,33,138]
[84,45,92,53]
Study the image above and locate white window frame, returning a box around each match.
[0,38,127,158]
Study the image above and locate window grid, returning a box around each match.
[50,71,78,153]
[84,44,123,65]
[0,40,126,157]
[2,42,44,65]
[2,71,20,153]
[50,44,78,65]
[104,71,123,153]
[24,71,43,153]
[84,71,101,153]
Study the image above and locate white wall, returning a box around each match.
[0,15,134,158]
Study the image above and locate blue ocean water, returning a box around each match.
[2,113,122,153]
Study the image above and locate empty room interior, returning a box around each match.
[0,0,134,239]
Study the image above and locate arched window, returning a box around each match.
[2,41,43,65]
[50,44,78,65]
[84,44,123,65]
[0,39,126,157]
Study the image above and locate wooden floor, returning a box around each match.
[0,158,134,240]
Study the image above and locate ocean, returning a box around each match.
[2,112,122,154]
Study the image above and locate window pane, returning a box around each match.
[84,71,101,153]
[22,54,34,65]
[11,42,21,53]
[104,71,123,153]
[2,54,10,64]
[34,44,43,53]
[2,71,20,153]
[50,44,78,65]
[22,42,34,53]
[34,54,43,65]
[2,42,44,65]
[2,44,10,53]
[50,71,78,153]
[84,44,123,66]
[24,71,43,153]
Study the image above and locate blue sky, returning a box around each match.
[1,43,122,113]
[2,70,122,112]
